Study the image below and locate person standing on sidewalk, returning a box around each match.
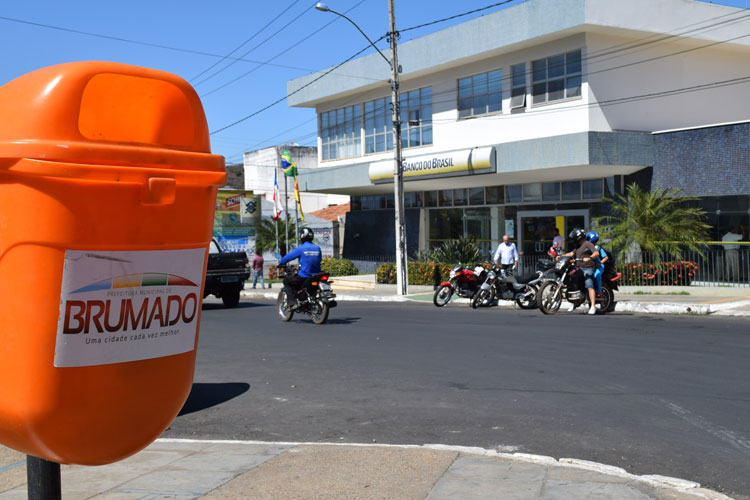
[722,225,744,281]
[493,235,519,275]
[251,250,265,289]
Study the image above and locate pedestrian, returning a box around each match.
[552,227,565,254]
[493,234,518,275]
[722,225,744,281]
[252,250,265,289]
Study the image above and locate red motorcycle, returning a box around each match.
[433,263,485,306]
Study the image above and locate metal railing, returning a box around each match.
[518,248,750,287]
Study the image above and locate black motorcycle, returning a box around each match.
[276,265,337,324]
[470,264,545,309]
[537,256,620,315]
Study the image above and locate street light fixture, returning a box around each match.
[315,1,408,296]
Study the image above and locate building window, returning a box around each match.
[458,70,502,118]
[439,189,453,206]
[523,183,542,202]
[542,182,560,201]
[531,49,582,105]
[582,179,603,199]
[469,187,485,205]
[320,104,362,160]
[364,97,393,154]
[485,186,504,205]
[510,63,526,110]
[425,191,438,207]
[453,189,468,206]
[506,185,522,203]
[401,87,433,148]
[562,181,581,201]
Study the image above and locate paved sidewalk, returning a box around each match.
[0,440,735,499]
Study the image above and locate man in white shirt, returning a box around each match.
[722,226,744,280]
[493,235,519,274]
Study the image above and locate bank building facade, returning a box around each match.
[287,0,750,261]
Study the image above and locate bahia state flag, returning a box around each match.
[272,170,283,220]
[281,148,298,177]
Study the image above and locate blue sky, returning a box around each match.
[1,0,747,165]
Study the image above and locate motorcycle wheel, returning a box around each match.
[277,290,294,322]
[595,285,613,314]
[310,299,330,325]
[471,288,494,309]
[515,285,538,309]
[538,281,562,315]
[433,286,453,307]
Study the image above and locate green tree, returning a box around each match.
[594,183,710,261]
[255,218,302,255]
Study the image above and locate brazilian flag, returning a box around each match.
[281,148,298,177]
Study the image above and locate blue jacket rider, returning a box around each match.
[279,227,322,308]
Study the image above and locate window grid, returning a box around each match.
[400,87,433,149]
[510,63,527,110]
[364,97,393,155]
[531,50,582,106]
[320,104,362,160]
[458,69,503,118]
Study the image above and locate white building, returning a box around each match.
[243,145,349,217]
[287,0,750,259]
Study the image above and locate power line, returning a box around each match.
[200,0,370,98]
[190,0,305,83]
[193,0,316,87]
[209,38,382,134]
[400,0,518,33]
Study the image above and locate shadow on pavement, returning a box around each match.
[201,301,269,311]
[178,382,250,416]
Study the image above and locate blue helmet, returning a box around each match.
[585,231,599,244]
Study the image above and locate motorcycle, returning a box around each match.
[433,262,485,306]
[276,265,337,324]
[470,264,546,309]
[536,256,621,315]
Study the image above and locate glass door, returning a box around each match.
[464,208,491,258]
[517,210,589,258]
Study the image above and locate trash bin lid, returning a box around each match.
[0,61,224,172]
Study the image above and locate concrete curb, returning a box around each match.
[156,439,734,500]
[239,291,750,316]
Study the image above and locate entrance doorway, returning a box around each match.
[464,208,491,258]
[517,210,588,257]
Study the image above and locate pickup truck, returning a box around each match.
[204,239,250,308]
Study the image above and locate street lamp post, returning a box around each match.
[315,1,408,296]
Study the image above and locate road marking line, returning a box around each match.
[698,295,750,305]
[661,399,750,456]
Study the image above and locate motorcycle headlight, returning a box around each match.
[555,259,565,270]
[449,270,456,279]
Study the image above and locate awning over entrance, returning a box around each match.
[297,131,653,195]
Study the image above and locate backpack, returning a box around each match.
[598,245,616,278]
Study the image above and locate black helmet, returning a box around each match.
[300,227,314,243]
[569,228,586,244]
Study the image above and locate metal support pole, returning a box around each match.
[27,455,61,500]
[389,0,408,296]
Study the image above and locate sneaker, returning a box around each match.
[588,306,597,315]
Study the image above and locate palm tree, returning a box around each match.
[594,183,710,261]
[255,217,301,256]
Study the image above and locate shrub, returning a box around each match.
[431,237,481,265]
[617,261,698,286]
[376,261,456,285]
[321,257,359,276]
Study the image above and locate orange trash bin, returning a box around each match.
[0,62,226,465]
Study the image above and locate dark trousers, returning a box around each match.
[283,274,306,305]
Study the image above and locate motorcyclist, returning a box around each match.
[278,227,322,310]
[585,231,609,296]
[563,228,599,315]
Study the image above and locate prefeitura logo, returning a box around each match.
[54,249,206,368]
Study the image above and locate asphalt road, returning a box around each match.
[164,298,750,500]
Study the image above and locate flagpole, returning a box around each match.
[283,148,290,253]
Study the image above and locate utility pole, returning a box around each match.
[388,0,408,296]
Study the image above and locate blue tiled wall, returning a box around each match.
[653,123,750,197]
